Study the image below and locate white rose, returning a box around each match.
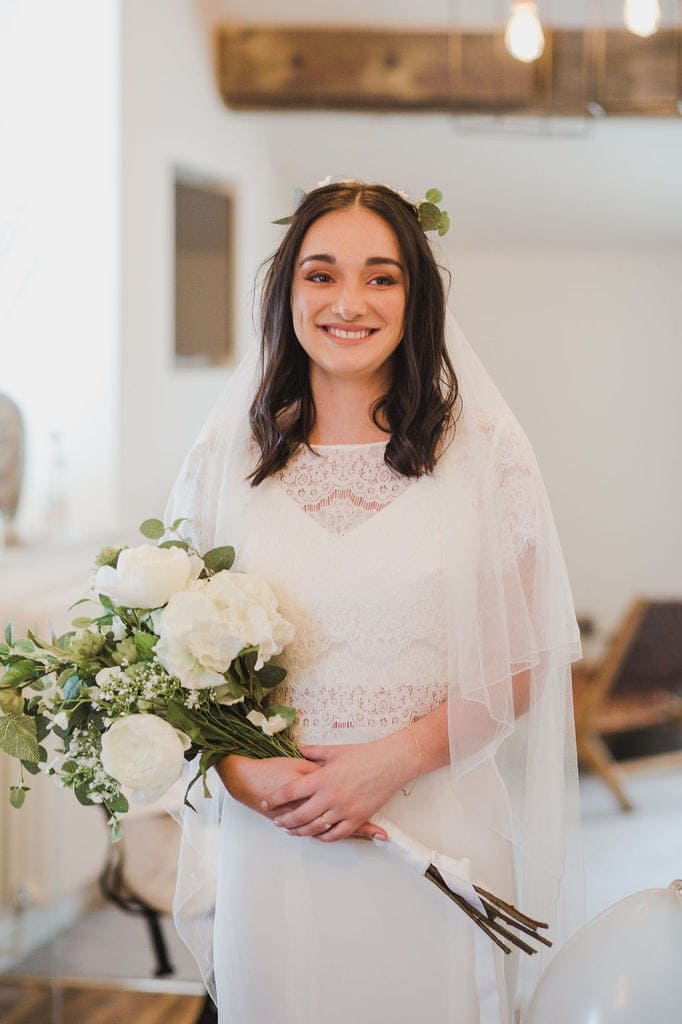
[100,714,191,801]
[204,571,295,670]
[94,544,202,610]
[246,709,289,736]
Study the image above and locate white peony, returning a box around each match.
[154,571,295,689]
[246,709,289,736]
[100,714,191,801]
[94,544,204,610]
[203,571,295,671]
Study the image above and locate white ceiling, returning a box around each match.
[199,1,682,247]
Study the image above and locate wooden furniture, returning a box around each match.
[573,598,682,811]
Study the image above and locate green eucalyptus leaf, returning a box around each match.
[10,786,29,809]
[202,546,235,573]
[4,622,13,646]
[418,202,441,231]
[71,617,93,629]
[68,597,93,610]
[171,517,187,531]
[271,216,293,226]
[437,211,451,236]
[63,676,82,701]
[0,714,39,761]
[425,188,443,204]
[21,760,41,775]
[139,518,165,540]
[159,540,189,552]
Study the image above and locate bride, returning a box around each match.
[164,179,584,1023]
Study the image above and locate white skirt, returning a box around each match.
[213,763,517,1024]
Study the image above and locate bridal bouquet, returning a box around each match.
[0,518,300,842]
[0,517,549,958]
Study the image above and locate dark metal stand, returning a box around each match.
[98,808,217,1020]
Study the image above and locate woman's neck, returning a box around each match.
[308,364,391,445]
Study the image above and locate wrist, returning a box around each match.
[377,727,422,790]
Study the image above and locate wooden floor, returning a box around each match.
[0,983,205,1024]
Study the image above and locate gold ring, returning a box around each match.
[320,815,332,830]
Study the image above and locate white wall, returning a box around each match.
[118,0,278,542]
[448,247,682,640]
[0,0,120,544]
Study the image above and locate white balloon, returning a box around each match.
[527,882,682,1023]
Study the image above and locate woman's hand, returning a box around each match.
[216,754,387,841]
[216,754,319,819]
[261,734,418,843]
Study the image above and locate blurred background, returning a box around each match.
[1,1,681,1021]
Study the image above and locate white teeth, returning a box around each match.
[325,327,373,340]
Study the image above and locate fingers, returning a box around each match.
[262,773,317,812]
[352,822,389,841]
[297,743,332,763]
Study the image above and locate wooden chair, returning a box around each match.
[572,597,682,812]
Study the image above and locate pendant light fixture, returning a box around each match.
[623,0,662,37]
[504,1,546,63]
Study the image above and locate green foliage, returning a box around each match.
[10,786,30,809]
[425,187,443,204]
[109,818,123,843]
[0,690,24,715]
[1,659,39,687]
[139,518,165,540]
[94,545,122,569]
[159,540,189,552]
[134,631,157,662]
[0,714,39,761]
[256,663,286,689]
[106,792,129,814]
[267,705,296,726]
[63,675,82,701]
[4,622,13,646]
[202,546,235,574]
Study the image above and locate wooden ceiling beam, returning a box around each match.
[217,25,681,117]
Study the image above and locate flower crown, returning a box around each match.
[272,177,451,237]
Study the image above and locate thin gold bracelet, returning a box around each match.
[401,723,423,796]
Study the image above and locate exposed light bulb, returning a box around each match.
[504,1,546,63]
[623,0,662,37]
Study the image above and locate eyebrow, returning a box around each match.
[298,253,405,271]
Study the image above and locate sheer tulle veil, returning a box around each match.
[163,302,584,1017]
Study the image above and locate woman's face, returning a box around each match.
[290,205,407,385]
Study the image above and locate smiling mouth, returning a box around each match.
[319,325,379,341]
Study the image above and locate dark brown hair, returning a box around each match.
[247,182,459,486]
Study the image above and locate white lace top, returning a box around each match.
[238,441,450,745]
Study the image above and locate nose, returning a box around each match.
[331,282,368,321]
